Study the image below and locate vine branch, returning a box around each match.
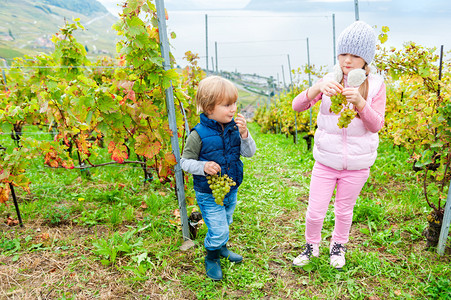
[46,160,146,169]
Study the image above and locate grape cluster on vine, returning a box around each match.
[330,93,356,128]
[206,174,236,206]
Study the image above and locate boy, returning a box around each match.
[181,75,256,280]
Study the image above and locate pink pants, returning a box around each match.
[305,162,370,245]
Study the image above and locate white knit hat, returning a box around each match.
[337,21,376,64]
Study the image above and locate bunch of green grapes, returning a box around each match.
[331,93,357,128]
[337,108,357,128]
[206,174,236,206]
[330,93,347,114]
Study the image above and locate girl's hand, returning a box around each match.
[342,87,366,111]
[235,113,248,138]
[204,161,221,175]
[320,80,343,97]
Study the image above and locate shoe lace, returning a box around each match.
[330,242,346,257]
[301,243,313,257]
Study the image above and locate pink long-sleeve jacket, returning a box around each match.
[292,72,386,170]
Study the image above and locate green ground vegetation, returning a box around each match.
[0,123,450,299]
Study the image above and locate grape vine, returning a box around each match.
[375,41,450,231]
[0,0,202,204]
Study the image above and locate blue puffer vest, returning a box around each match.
[192,113,243,194]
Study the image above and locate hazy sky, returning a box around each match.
[96,0,451,79]
[98,0,252,13]
[97,0,451,16]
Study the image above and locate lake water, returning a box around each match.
[165,9,451,80]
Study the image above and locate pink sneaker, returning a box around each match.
[293,243,319,267]
[330,242,347,269]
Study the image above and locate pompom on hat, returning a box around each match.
[337,21,376,64]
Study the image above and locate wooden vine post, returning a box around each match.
[155,0,190,242]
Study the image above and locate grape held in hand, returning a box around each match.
[330,92,356,128]
[330,93,347,114]
[206,174,236,206]
[337,108,357,128]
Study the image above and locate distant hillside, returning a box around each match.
[0,0,119,61]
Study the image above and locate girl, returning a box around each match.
[181,75,256,280]
[291,21,386,269]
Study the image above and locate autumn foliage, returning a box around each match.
[0,0,203,204]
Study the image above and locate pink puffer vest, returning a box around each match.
[313,72,384,170]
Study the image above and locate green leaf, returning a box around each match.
[112,21,123,33]
[134,35,147,49]
[418,66,430,77]
[101,259,111,266]
[415,159,431,168]
[147,73,159,85]
[360,228,370,235]
[389,69,400,81]
[162,77,172,89]
[127,16,145,36]
[164,69,179,81]
[141,103,160,118]
[0,122,13,133]
[86,110,93,125]
[430,141,443,148]
[98,97,118,112]
[302,264,314,272]
[128,0,139,11]
[116,42,124,53]
[150,18,158,28]
[378,33,388,44]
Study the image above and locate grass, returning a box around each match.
[0,122,450,299]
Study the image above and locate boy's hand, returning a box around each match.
[204,161,221,175]
[235,113,248,138]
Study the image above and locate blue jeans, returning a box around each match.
[195,189,238,251]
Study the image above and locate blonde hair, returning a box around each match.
[196,76,238,114]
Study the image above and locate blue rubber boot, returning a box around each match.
[220,244,243,263]
[205,249,223,280]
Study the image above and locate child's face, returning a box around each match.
[206,99,237,124]
[338,54,366,75]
